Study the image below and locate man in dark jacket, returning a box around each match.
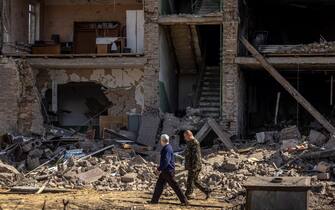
[184,130,211,199]
[150,134,189,205]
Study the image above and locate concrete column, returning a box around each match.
[143,0,160,111]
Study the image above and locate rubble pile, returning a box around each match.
[15,154,158,192]
[0,108,335,208]
[277,41,335,54]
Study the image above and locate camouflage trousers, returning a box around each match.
[185,169,210,196]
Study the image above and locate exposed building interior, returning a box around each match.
[238,0,335,136]
[2,0,144,55]
[159,24,222,118]
[243,0,335,46]
[43,82,110,135]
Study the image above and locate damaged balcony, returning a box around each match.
[2,0,144,57]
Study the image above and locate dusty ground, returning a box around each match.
[0,189,235,210]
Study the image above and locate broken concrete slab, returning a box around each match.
[77,167,105,183]
[195,119,236,151]
[161,113,181,137]
[118,130,137,141]
[136,112,160,146]
[308,130,327,146]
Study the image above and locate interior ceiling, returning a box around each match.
[44,0,143,5]
[248,0,335,7]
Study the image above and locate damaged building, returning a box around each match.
[1,0,335,144]
[1,0,335,209]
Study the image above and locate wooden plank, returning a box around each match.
[195,122,211,143]
[207,119,236,150]
[240,37,335,135]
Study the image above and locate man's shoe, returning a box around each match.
[181,201,190,206]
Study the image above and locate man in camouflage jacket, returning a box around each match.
[183,130,211,199]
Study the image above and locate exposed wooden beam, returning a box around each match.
[240,37,335,135]
[158,15,223,25]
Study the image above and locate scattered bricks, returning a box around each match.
[315,161,332,173]
[317,173,331,181]
[121,173,137,183]
[309,130,327,146]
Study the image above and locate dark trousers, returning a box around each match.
[185,169,210,196]
[151,171,188,204]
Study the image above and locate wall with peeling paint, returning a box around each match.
[36,68,145,115]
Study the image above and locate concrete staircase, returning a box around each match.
[196,0,221,15]
[198,66,221,118]
[170,25,197,74]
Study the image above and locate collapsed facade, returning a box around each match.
[1,0,335,139]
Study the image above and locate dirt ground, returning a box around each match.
[0,189,235,210]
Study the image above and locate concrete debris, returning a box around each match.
[195,119,236,150]
[281,139,299,151]
[121,173,137,183]
[315,161,332,173]
[317,173,331,181]
[279,126,301,141]
[0,114,335,207]
[136,112,161,146]
[256,131,278,143]
[77,167,105,183]
[308,130,327,146]
[277,41,335,54]
[0,160,20,174]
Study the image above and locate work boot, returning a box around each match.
[205,190,212,200]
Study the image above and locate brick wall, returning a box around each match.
[0,58,44,135]
[0,58,20,134]
[143,0,160,111]
[221,0,241,136]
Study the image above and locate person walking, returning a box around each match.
[149,134,189,205]
[183,130,211,200]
